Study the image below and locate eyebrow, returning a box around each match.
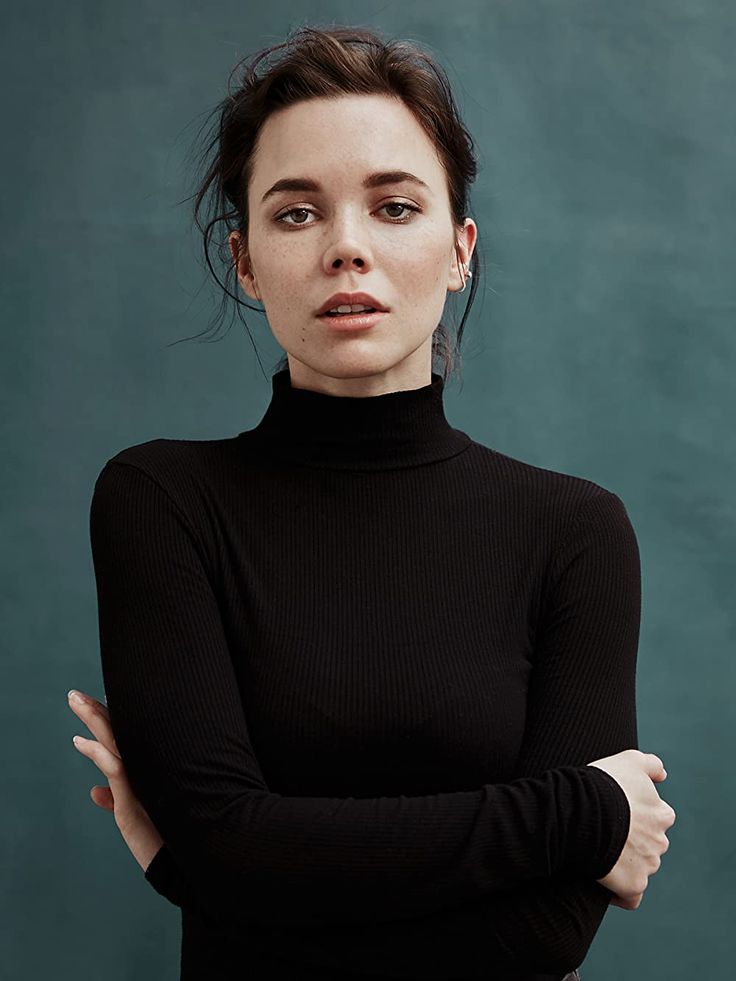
[260,170,431,205]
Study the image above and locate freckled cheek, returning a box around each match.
[252,246,312,305]
[390,239,452,298]
[253,241,292,278]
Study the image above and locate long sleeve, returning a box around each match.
[144,486,639,976]
[90,459,629,930]
[283,488,639,976]
[460,489,640,971]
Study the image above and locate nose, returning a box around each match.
[331,256,366,272]
[322,213,373,276]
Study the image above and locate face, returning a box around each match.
[229,93,477,395]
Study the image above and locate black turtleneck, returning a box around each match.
[89,366,640,980]
[247,368,471,469]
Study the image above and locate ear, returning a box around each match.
[449,217,478,293]
[228,230,261,303]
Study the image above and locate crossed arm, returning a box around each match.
[90,461,639,973]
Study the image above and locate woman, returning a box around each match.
[69,24,675,981]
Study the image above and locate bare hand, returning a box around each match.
[68,688,163,872]
[587,749,676,909]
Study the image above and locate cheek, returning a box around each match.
[389,219,452,270]
[253,245,309,306]
[255,220,451,296]
[249,224,297,277]
[395,239,453,297]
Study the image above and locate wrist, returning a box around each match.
[118,817,164,872]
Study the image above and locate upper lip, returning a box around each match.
[317,292,389,315]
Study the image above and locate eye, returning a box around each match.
[378,201,422,222]
[275,207,315,227]
[274,200,422,228]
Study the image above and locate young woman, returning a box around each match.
[69,24,675,981]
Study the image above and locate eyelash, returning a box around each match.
[274,201,422,228]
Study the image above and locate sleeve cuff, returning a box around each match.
[144,843,188,907]
[579,765,631,880]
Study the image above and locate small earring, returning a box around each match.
[457,267,473,294]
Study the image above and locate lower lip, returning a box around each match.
[318,311,388,331]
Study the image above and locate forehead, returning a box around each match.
[251,94,445,195]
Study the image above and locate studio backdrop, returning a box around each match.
[2,2,733,979]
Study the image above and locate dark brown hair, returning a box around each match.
[176,23,483,383]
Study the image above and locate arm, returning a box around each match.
[443,489,640,972]
[90,460,629,929]
[144,488,640,976]
[257,488,639,976]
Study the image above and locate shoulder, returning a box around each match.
[464,438,634,541]
[92,436,242,536]
[90,438,241,574]
[102,435,222,476]
[95,435,241,496]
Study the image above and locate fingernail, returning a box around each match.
[68,690,85,704]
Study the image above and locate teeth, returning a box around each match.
[326,304,376,314]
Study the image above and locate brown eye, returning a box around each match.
[381,202,420,221]
[276,207,314,226]
[274,201,421,228]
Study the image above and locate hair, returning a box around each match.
[175,22,483,384]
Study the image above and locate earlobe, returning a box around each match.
[230,234,261,303]
[245,270,262,304]
[450,245,472,294]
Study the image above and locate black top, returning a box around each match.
[89,367,638,980]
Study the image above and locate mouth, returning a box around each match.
[317,309,388,331]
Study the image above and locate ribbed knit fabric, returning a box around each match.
[89,367,639,981]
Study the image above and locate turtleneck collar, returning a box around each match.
[240,367,472,471]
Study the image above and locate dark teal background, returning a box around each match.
[3,1,732,977]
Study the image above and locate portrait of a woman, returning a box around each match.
[67,24,675,981]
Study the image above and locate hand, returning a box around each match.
[587,749,676,909]
[68,688,163,872]
[609,892,641,909]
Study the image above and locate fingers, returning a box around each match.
[610,893,643,910]
[72,732,124,782]
[643,752,667,779]
[67,690,120,757]
[68,691,121,814]
[90,785,115,812]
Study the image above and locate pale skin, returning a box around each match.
[227,92,477,395]
[71,92,676,906]
[68,689,162,873]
